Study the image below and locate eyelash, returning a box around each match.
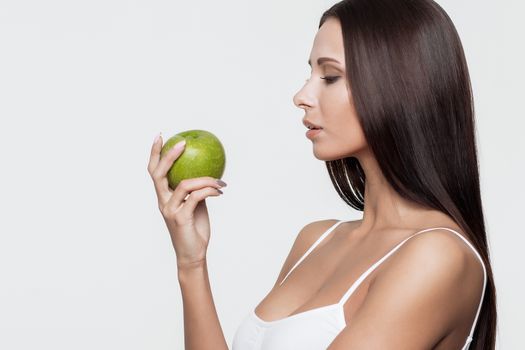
[320,76,340,84]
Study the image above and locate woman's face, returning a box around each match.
[293,17,368,161]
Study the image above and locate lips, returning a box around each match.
[305,128,323,139]
[303,119,323,130]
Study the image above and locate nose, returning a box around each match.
[293,80,313,110]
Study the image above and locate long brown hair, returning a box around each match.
[320,0,497,348]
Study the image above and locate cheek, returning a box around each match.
[327,95,366,146]
[324,89,359,130]
[323,84,353,117]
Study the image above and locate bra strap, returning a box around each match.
[338,225,487,344]
[279,220,346,286]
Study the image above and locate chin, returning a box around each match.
[313,149,347,161]
[313,144,365,161]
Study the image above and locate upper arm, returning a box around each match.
[271,219,340,290]
[327,230,473,350]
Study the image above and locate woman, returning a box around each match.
[147,0,497,349]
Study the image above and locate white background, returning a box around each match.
[0,0,523,348]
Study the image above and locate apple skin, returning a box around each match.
[160,129,226,190]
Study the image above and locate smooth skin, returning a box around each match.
[284,17,483,349]
[147,16,485,350]
[148,135,229,349]
[148,136,226,269]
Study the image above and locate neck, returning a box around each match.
[352,148,455,235]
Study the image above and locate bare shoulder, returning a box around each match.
[326,229,485,349]
[297,219,341,246]
[271,219,355,289]
[375,228,485,299]
[398,228,485,284]
[371,228,485,333]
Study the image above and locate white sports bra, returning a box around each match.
[232,220,487,350]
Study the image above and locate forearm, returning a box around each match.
[177,259,229,350]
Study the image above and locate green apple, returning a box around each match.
[160,129,226,190]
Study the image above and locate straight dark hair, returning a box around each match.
[320,0,497,349]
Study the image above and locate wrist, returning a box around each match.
[177,258,207,279]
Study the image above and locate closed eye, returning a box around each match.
[320,76,340,84]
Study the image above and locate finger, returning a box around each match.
[165,177,224,213]
[147,133,163,174]
[181,186,222,216]
[147,133,172,205]
[153,140,186,181]
[151,140,187,204]
[170,186,222,221]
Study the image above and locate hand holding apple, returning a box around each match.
[147,130,227,270]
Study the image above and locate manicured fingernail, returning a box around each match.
[173,140,186,151]
[154,132,162,144]
[216,179,227,187]
[216,189,223,194]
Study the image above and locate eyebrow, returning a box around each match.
[308,57,341,67]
